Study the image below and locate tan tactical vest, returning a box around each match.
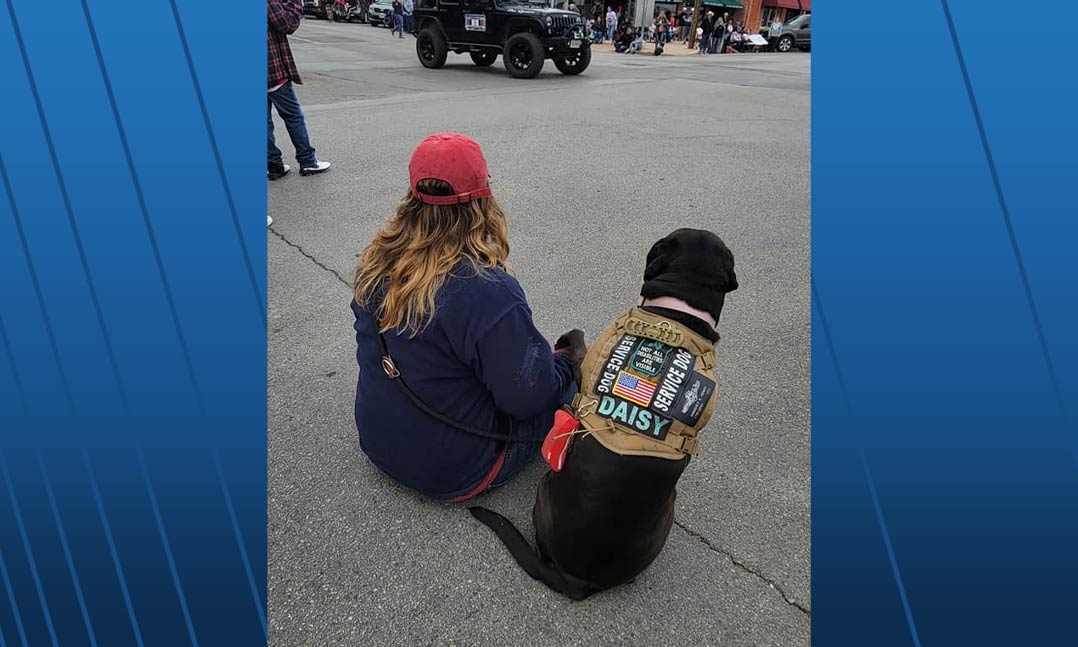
[570,307,719,460]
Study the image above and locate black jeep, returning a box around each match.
[413,0,590,79]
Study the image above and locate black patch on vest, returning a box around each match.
[649,347,695,418]
[671,371,715,426]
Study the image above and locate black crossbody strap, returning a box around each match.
[377,333,517,443]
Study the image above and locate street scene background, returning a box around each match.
[268,18,809,646]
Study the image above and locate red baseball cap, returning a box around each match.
[408,133,492,206]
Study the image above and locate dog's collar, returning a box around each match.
[637,296,717,329]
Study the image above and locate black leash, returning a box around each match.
[377,332,517,442]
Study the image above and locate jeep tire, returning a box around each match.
[469,50,498,67]
[777,35,794,52]
[417,28,448,69]
[554,46,590,75]
[504,32,544,79]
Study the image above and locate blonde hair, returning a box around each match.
[354,179,510,336]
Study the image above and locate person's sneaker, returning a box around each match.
[269,163,290,180]
[268,215,273,227]
[300,161,332,176]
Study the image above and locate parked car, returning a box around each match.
[775,13,810,52]
[303,0,369,22]
[368,0,394,27]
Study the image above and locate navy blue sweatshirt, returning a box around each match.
[352,264,574,500]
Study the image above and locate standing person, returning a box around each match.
[699,11,714,54]
[268,0,330,181]
[391,0,404,37]
[769,14,783,51]
[403,0,415,34]
[351,133,584,502]
[715,18,732,53]
[653,13,667,45]
[606,6,618,43]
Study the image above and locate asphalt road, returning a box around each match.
[268,18,810,647]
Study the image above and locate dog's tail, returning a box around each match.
[468,506,594,601]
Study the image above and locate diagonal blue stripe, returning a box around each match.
[168,0,266,325]
[0,540,28,647]
[83,452,143,647]
[137,451,199,647]
[0,310,27,412]
[813,275,922,645]
[38,456,96,647]
[4,0,127,407]
[77,0,203,408]
[0,453,58,646]
[861,452,922,647]
[0,153,72,411]
[214,453,267,638]
[939,0,1065,415]
[811,277,851,411]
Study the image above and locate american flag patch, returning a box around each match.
[612,371,657,407]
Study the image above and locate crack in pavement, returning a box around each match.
[270,227,352,290]
[674,519,810,616]
[269,230,810,618]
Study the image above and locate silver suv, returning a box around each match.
[775,14,810,52]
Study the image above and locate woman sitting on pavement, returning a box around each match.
[352,133,584,502]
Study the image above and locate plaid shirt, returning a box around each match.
[268,0,303,89]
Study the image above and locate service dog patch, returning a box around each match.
[591,334,715,441]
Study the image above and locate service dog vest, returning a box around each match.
[572,307,718,460]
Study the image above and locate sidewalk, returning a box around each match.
[591,40,744,57]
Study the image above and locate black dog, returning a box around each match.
[471,229,738,599]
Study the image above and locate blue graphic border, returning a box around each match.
[814,1,1078,645]
[0,0,265,645]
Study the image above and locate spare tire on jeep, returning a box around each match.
[503,32,544,79]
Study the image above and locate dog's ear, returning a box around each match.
[714,242,738,293]
[644,236,679,281]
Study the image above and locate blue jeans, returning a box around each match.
[268,82,316,168]
[488,382,579,488]
[404,13,414,33]
[392,14,403,34]
[607,25,616,41]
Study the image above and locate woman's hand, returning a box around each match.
[555,329,587,386]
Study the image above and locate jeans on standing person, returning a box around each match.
[710,33,722,53]
[392,14,403,35]
[404,14,415,33]
[607,25,616,41]
[268,82,316,168]
[699,34,709,53]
